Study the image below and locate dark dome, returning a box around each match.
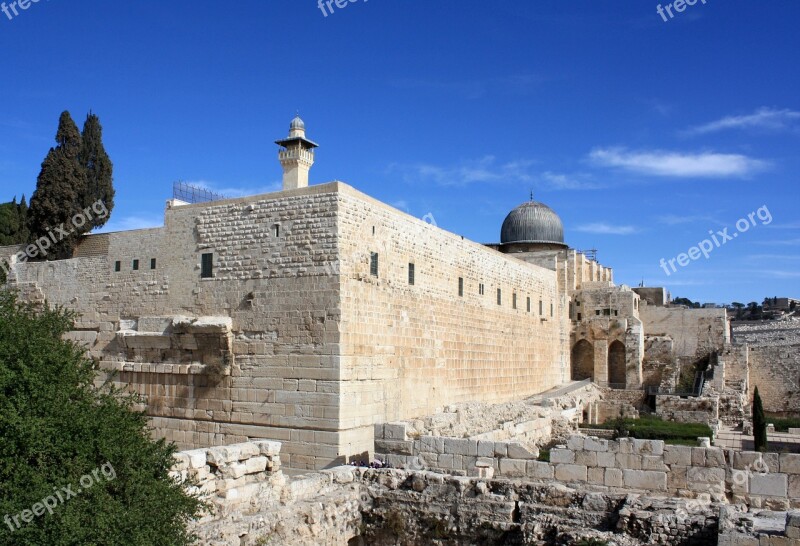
[500,201,565,245]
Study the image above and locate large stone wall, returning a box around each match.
[639,304,729,360]
[4,182,572,470]
[336,187,569,454]
[749,346,800,415]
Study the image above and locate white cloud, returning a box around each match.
[574,222,638,235]
[657,213,718,226]
[94,214,163,234]
[388,156,536,187]
[684,107,800,135]
[540,171,604,190]
[589,148,767,178]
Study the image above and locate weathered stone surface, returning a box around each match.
[498,458,526,477]
[749,473,788,497]
[555,464,588,482]
[623,469,666,491]
[550,448,575,464]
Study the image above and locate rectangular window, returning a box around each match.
[497,288,502,306]
[596,310,601,316]
[458,277,464,297]
[551,303,554,317]
[370,252,378,277]
[479,283,484,295]
[576,300,581,307]
[132,259,139,271]
[201,253,213,278]
[512,293,517,310]
[150,258,157,270]
[577,313,582,321]
[114,261,121,272]
[603,308,611,316]
[527,297,531,312]
[408,263,415,285]
[272,224,280,237]
[539,300,543,315]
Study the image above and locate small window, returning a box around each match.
[539,300,543,315]
[604,308,611,316]
[479,283,484,295]
[370,252,378,277]
[132,259,139,271]
[201,253,214,278]
[576,300,581,307]
[272,224,280,237]
[527,297,531,312]
[512,293,517,310]
[114,261,121,272]
[150,258,157,270]
[596,310,601,316]
[551,303,554,317]
[614,310,618,316]
[408,263,415,285]
[372,226,375,235]
[458,277,464,297]
[577,313,582,321]
[497,288,502,306]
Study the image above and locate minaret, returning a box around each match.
[276,116,318,190]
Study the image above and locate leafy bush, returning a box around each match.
[0,290,203,545]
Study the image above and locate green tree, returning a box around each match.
[78,112,114,230]
[0,290,203,545]
[27,111,88,260]
[752,386,768,452]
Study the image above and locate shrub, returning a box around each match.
[0,290,203,545]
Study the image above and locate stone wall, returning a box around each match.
[749,345,800,415]
[655,394,719,424]
[639,304,729,359]
[5,182,573,470]
[375,432,800,510]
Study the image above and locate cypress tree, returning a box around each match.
[27,112,88,260]
[79,112,114,230]
[752,386,768,452]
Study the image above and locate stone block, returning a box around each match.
[641,455,668,472]
[499,458,527,477]
[437,454,455,469]
[616,453,642,470]
[550,449,575,464]
[750,473,788,497]
[526,461,554,480]
[733,451,764,471]
[567,436,584,451]
[597,451,616,468]
[618,438,635,454]
[507,443,538,460]
[780,453,800,475]
[623,469,667,491]
[555,464,588,482]
[477,440,494,458]
[692,448,706,467]
[790,475,800,499]
[576,450,597,467]
[687,466,725,492]
[444,438,477,457]
[383,423,408,441]
[667,466,688,490]
[584,437,609,452]
[207,445,242,466]
[182,449,209,469]
[245,456,268,473]
[493,443,507,458]
[375,439,414,455]
[253,440,281,456]
[605,468,623,487]
[588,467,605,485]
[704,448,726,468]
[221,462,247,480]
[633,439,663,456]
[420,436,445,454]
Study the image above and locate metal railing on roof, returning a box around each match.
[172,181,229,204]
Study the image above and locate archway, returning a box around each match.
[571,339,594,381]
[608,340,626,387]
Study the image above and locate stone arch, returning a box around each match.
[571,339,594,381]
[608,340,626,387]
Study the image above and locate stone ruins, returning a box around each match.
[1,117,798,544]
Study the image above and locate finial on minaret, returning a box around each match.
[276,115,319,190]
[530,190,534,201]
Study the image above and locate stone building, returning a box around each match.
[0,117,735,469]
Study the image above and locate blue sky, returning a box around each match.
[0,1,798,304]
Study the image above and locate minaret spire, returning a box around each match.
[276,115,318,190]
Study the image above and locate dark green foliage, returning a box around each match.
[753,387,768,452]
[672,297,700,308]
[78,113,114,231]
[0,290,202,545]
[582,415,713,444]
[764,414,800,433]
[27,112,88,260]
[0,197,29,246]
[26,111,115,260]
